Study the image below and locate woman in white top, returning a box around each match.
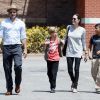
[66,14,87,93]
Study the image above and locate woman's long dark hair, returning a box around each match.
[74,13,81,25]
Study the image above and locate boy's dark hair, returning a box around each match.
[95,23,100,28]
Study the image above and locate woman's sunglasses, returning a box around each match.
[72,18,77,21]
[9,11,17,14]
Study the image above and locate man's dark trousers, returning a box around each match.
[3,44,22,92]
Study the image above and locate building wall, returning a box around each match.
[84,0,100,46]
[0,0,76,25]
[76,0,100,46]
[0,0,100,45]
[0,0,26,17]
[25,0,76,26]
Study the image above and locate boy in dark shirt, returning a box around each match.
[89,23,100,92]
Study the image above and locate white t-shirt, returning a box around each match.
[66,25,86,58]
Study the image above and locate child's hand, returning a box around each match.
[84,53,88,62]
[45,39,50,45]
[84,57,88,62]
[60,39,64,44]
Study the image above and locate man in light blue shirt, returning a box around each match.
[0,4,27,95]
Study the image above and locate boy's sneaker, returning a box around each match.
[71,87,74,91]
[50,88,55,93]
[95,85,100,92]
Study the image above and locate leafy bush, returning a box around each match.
[26,26,66,53]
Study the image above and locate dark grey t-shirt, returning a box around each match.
[90,34,100,58]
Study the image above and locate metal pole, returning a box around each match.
[22,0,28,20]
[10,0,13,5]
[46,0,47,25]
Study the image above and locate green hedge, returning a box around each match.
[27,26,66,53]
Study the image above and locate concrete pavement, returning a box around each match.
[0,54,100,100]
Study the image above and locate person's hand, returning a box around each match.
[23,49,27,58]
[45,39,50,45]
[84,57,88,62]
[84,52,88,62]
[60,39,64,44]
[84,54,88,62]
[0,48,2,53]
[89,55,93,60]
[97,50,100,55]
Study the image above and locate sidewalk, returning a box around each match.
[0,55,100,100]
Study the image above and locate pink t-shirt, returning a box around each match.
[47,38,60,61]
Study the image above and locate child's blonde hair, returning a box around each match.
[48,26,58,33]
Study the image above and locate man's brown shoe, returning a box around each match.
[15,85,20,93]
[5,91,12,96]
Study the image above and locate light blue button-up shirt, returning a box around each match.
[0,18,26,45]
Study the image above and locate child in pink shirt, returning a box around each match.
[44,27,62,93]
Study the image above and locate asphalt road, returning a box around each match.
[0,54,100,100]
